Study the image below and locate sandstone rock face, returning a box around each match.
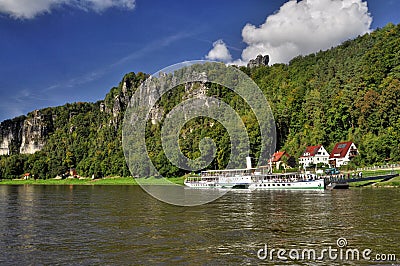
[247,54,270,68]
[100,77,135,126]
[19,110,52,154]
[0,133,12,155]
[0,117,24,155]
[0,71,216,156]
[0,110,53,155]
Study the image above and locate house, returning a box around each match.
[329,141,359,167]
[268,151,295,170]
[299,145,330,168]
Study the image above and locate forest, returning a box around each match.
[0,23,399,179]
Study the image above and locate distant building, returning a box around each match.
[299,145,330,167]
[269,151,294,170]
[329,141,359,167]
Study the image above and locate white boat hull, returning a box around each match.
[184,178,325,190]
[248,178,324,190]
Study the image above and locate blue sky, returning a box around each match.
[0,0,399,122]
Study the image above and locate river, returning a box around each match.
[0,185,399,265]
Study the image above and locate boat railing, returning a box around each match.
[250,173,323,183]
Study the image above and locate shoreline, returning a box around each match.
[349,175,400,188]
[1,172,399,188]
[0,176,185,186]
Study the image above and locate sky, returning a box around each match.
[0,0,399,122]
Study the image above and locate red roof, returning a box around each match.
[269,151,289,163]
[329,141,353,159]
[300,145,322,158]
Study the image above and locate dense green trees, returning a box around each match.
[249,23,400,164]
[1,23,400,179]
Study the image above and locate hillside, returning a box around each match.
[1,23,399,179]
[247,22,400,164]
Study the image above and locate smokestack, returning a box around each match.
[246,157,252,169]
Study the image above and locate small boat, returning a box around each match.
[184,167,325,190]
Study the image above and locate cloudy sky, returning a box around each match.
[0,0,399,121]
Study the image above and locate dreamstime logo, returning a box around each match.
[122,61,276,206]
[336,237,347,248]
[257,237,397,262]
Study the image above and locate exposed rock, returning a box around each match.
[19,110,52,154]
[183,82,207,100]
[0,73,145,156]
[113,96,122,118]
[247,54,270,68]
[149,105,164,125]
[0,117,24,155]
[122,80,128,95]
[0,133,12,155]
[99,102,105,112]
[0,110,53,155]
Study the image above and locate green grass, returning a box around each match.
[349,173,400,188]
[372,175,400,187]
[0,176,186,186]
[359,169,398,178]
[349,179,384,187]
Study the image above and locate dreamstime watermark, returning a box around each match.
[122,60,276,206]
[257,237,397,262]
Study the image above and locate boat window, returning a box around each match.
[287,184,291,186]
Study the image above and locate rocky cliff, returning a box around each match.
[0,110,53,155]
[0,72,145,156]
[0,116,24,155]
[247,54,269,68]
[19,110,53,154]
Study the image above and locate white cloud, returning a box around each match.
[81,0,135,12]
[207,0,372,65]
[205,39,232,62]
[0,0,135,19]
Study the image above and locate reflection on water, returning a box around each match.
[0,186,399,265]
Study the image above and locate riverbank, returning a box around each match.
[2,172,399,187]
[349,175,400,188]
[0,176,185,186]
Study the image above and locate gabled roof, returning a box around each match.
[329,141,353,159]
[269,151,289,163]
[300,145,323,158]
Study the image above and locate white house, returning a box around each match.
[329,141,359,167]
[299,144,330,167]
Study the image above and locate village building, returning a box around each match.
[329,141,359,167]
[268,151,294,170]
[299,145,330,167]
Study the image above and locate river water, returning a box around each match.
[0,185,399,265]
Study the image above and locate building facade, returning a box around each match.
[329,141,359,167]
[299,145,330,167]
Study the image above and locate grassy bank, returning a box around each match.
[349,179,384,187]
[0,176,185,186]
[371,175,400,187]
[349,171,400,188]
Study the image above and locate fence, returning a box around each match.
[357,164,400,172]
